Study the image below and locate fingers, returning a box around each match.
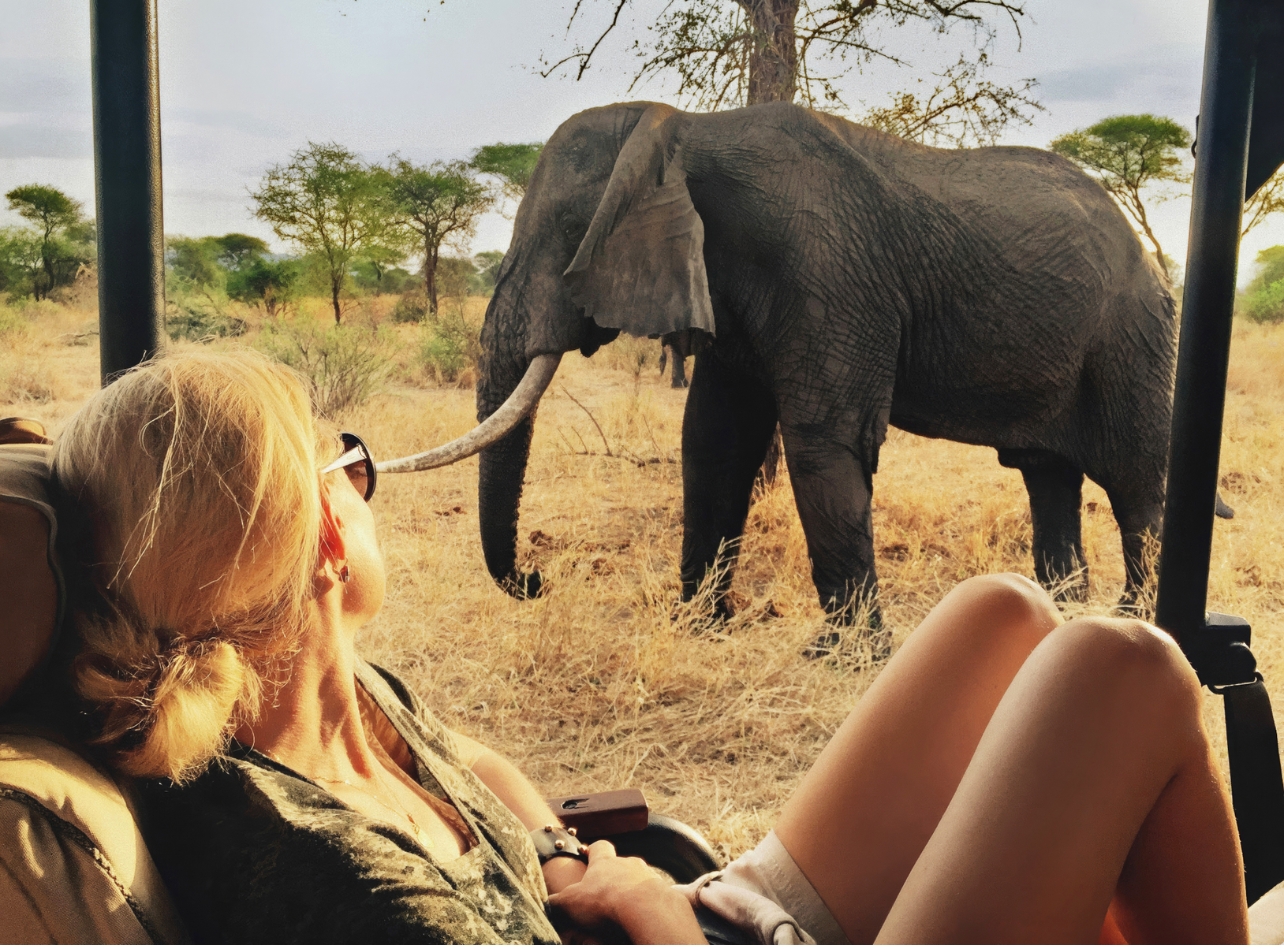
[585,839,617,862]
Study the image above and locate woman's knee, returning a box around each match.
[1046,616,1203,716]
[947,573,1062,641]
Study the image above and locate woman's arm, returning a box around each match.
[451,730,588,894]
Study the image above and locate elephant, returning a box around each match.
[381,100,1193,643]
[658,330,692,388]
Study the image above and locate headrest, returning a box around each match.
[0,441,63,708]
[0,418,53,446]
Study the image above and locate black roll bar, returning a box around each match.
[1155,0,1284,905]
[90,0,165,384]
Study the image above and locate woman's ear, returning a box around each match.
[318,483,347,569]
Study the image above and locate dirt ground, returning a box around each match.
[5,296,1284,862]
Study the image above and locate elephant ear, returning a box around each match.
[563,106,716,339]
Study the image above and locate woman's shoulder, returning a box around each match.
[354,657,466,767]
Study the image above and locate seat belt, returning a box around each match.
[1221,677,1284,904]
[1186,613,1284,905]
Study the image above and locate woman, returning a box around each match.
[52,349,1247,943]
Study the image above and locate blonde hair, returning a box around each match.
[54,349,323,782]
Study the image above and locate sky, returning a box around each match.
[1,0,1281,284]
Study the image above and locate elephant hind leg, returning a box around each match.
[998,449,1088,601]
[1100,480,1164,609]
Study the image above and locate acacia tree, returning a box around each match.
[5,184,84,300]
[1051,115,1191,280]
[470,143,544,204]
[251,142,390,324]
[536,0,1038,145]
[383,157,492,314]
[1243,168,1284,237]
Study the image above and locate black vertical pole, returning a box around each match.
[90,0,165,384]
[1154,0,1255,642]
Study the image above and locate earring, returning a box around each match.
[338,564,351,584]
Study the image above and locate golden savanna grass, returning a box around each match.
[6,294,1284,862]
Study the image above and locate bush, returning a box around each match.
[419,310,480,385]
[1241,246,1284,324]
[227,257,298,317]
[0,298,30,339]
[392,291,431,324]
[167,301,247,341]
[1244,280,1284,324]
[257,317,391,417]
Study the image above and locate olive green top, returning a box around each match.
[138,659,559,944]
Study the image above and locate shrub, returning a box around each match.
[257,317,391,417]
[419,310,480,385]
[167,301,247,341]
[226,257,298,317]
[392,291,431,324]
[1243,280,1284,324]
[0,298,30,339]
[0,346,57,403]
[1241,246,1284,324]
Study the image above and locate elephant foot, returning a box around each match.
[1113,586,1155,621]
[673,590,736,633]
[1037,560,1089,603]
[1049,574,1090,603]
[802,624,892,666]
[499,570,543,600]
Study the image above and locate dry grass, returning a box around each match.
[6,298,1284,862]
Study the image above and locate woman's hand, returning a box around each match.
[546,840,706,945]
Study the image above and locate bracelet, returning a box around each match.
[530,824,589,865]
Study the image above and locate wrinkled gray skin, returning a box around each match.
[476,100,1180,629]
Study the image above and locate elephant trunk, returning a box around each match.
[478,414,541,598]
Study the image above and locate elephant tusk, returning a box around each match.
[376,353,562,474]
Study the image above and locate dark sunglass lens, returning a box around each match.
[344,462,369,498]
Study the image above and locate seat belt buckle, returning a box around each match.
[1185,611,1259,692]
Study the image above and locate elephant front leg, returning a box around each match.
[680,351,778,618]
[780,428,885,646]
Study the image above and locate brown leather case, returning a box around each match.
[545,789,649,840]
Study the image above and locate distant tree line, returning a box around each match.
[247,140,541,323]
[165,231,503,317]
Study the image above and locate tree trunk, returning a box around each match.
[425,242,439,315]
[740,0,800,105]
[331,277,343,325]
[40,241,56,302]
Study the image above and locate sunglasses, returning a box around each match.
[321,432,377,502]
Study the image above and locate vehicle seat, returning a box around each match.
[0,436,185,943]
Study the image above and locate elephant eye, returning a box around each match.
[559,212,587,246]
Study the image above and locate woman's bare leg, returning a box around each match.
[775,573,1064,942]
[876,617,1246,943]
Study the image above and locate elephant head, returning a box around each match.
[378,102,716,597]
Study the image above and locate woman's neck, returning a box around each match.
[235,597,381,781]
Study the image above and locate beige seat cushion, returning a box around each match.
[0,728,186,943]
[0,444,62,708]
[1251,878,1284,944]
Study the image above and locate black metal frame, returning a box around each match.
[88,0,1284,908]
[1154,0,1284,905]
[91,0,165,383]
